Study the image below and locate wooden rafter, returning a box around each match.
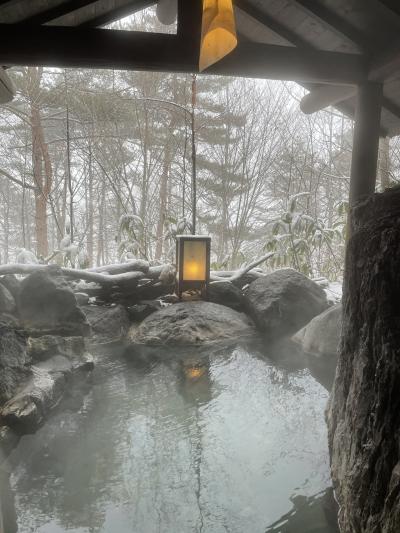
[377,0,400,18]
[19,0,98,25]
[79,0,156,27]
[234,0,311,49]
[290,0,368,52]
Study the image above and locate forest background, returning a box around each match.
[0,6,397,281]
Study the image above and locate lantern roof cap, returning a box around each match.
[176,234,211,240]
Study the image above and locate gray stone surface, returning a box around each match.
[128,301,255,346]
[27,335,86,362]
[207,281,244,311]
[0,325,30,405]
[82,304,130,344]
[327,188,400,533]
[74,292,90,306]
[293,304,342,390]
[0,284,15,315]
[0,274,20,301]
[18,269,89,336]
[244,268,329,340]
[127,300,161,322]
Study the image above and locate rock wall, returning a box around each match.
[327,188,400,533]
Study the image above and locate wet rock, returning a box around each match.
[27,335,86,362]
[127,300,161,322]
[0,426,19,460]
[1,361,68,433]
[0,313,19,329]
[74,292,89,306]
[128,301,255,346]
[18,269,89,336]
[0,325,30,405]
[293,304,342,389]
[0,468,17,533]
[327,188,400,533]
[207,281,244,311]
[82,304,130,344]
[1,352,94,434]
[0,275,20,301]
[244,268,328,341]
[0,284,15,315]
[230,270,264,289]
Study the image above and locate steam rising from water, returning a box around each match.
[9,345,332,532]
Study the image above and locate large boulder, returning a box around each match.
[0,284,15,315]
[128,301,255,346]
[18,269,89,336]
[0,275,20,301]
[207,281,244,311]
[82,304,130,344]
[0,325,30,405]
[293,304,342,389]
[327,188,400,533]
[127,300,161,322]
[244,268,329,340]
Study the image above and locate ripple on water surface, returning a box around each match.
[10,344,336,533]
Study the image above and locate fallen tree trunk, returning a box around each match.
[0,253,273,299]
[0,264,145,287]
[210,252,273,283]
[88,259,149,275]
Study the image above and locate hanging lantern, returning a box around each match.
[176,235,211,299]
[199,0,238,72]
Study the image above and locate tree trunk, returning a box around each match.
[87,140,94,267]
[29,67,53,258]
[155,140,171,261]
[327,188,400,533]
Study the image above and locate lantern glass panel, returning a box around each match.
[182,240,207,281]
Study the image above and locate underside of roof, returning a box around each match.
[1,0,400,135]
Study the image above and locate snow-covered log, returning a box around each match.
[0,253,273,300]
[88,259,149,275]
[210,252,273,283]
[0,264,145,287]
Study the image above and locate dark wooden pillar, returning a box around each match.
[349,82,383,206]
[177,0,202,67]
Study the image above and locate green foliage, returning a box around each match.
[117,214,145,259]
[264,193,344,278]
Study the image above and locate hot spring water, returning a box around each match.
[7,343,337,532]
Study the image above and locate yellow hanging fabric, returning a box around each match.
[199,0,238,72]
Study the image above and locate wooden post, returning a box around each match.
[349,82,383,206]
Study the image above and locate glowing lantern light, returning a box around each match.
[185,366,206,380]
[176,235,211,299]
[199,0,238,72]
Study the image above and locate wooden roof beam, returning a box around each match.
[0,24,367,84]
[300,85,356,114]
[300,41,400,115]
[207,43,366,84]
